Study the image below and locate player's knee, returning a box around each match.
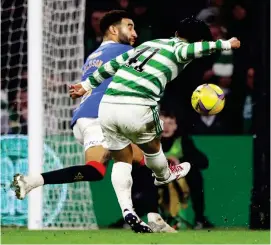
[139,138,161,155]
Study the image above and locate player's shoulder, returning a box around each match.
[112,43,132,49]
[86,47,104,60]
[86,43,132,61]
[104,43,132,52]
[102,43,133,58]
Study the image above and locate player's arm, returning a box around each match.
[174,37,240,63]
[81,49,135,91]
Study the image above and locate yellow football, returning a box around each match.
[191,84,225,115]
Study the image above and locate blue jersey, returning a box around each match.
[71,42,132,127]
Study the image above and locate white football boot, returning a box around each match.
[147,213,177,233]
[11,174,43,200]
[154,162,191,186]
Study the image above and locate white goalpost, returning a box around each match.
[1,0,98,229]
[27,0,43,229]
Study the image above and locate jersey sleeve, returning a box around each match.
[174,40,231,63]
[82,48,135,90]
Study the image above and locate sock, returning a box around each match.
[85,161,106,176]
[111,162,134,215]
[41,163,106,185]
[25,174,44,188]
[144,147,170,180]
[139,156,146,166]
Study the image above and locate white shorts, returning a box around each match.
[72,118,106,151]
[98,102,163,150]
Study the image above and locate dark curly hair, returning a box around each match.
[100,10,131,35]
[176,16,213,42]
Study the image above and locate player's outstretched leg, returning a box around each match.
[11,145,109,200]
[11,162,106,200]
[11,163,107,200]
[138,138,191,186]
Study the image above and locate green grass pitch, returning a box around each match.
[1,228,270,244]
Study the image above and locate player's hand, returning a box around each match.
[69,83,82,92]
[69,84,87,99]
[69,83,81,99]
[228,37,240,49]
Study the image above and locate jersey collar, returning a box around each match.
[100,40,117,46]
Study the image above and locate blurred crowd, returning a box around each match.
[1,0,259,135]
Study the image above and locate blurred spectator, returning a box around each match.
[203,24,233,81]
[85,10,107,56]
[159,111,214,229]
[192,112,232,135]
[223,2,253,134]
[197,0,225,24]
[115,0,133,12]
[224,2,250,42]
[243,67,254,134]
[132,0,152,45]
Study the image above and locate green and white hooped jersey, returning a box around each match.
[85,37,231,106]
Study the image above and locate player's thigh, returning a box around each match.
[108,143,143,164]
[132,106,163,154]
[75,118,110,164]
[110,144,133,164]
[131,143,144,163]
[98,102,131,151]
[85,145,110,166]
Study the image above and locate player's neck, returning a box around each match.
[103,35,118,43]
[175,33,188,43]
[177,37,188,42]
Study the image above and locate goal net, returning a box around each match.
[1,0,98,229]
